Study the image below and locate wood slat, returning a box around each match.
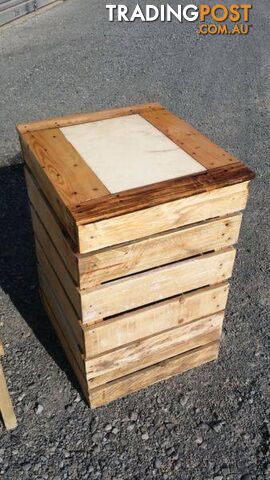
[39,270,85,370]
[21,138,77,243]
[32,206,81,315]
[86,312,223,386]
[35,241,84,345]
[40,290,89,401]
[23,128,109,206]
[79,214,242,287]
[84,283,229,356]
[0,363,17,430]
[77,181,249,252]
[81,247,236,322]
[89,341,219,408]
[72,164,253,234]
[24,167,78,279]
[17,103,162,134]
[140,109,240,170]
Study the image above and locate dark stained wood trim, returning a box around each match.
[71,163,255,225]
[140,109,241,170]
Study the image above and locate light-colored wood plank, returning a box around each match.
[17,103,162,134]
[140,109,240,170]
[0,363,17,430]
[78,182,249,253]
[40,291,90,402]
[31,206,81,316]
[79,214,242,287]
[89,328,221,389]
[23,128,109,207]
[35,241,85,347]
[89,341,219,408]
[81,247,236,322]
[0,342,4,357]
[86,312,223,386]
[39,271,85,372]
[84,283,229,356]
[21,138,77,243]
[24,168,79,281]
[61,114,205,194]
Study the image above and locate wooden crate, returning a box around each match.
[17,103,255,408]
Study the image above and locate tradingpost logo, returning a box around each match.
[106,3,253,35]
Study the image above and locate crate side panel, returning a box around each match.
[81,248,236,322]
[90,341,219,408]
[78,182,249,253]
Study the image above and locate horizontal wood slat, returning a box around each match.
[77,182,248,252]
[40,290,89,401]
[89,341,219,408]
[86,312,223,386]
[17,103,162,134]
[24,168,79,278]
[84,283,229,356]
[81,248,236,322]
[140,109,241,170]
[79,214,242,287]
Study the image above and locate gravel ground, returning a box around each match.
[0,1,269,479]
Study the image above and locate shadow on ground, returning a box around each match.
[0,159,83,397]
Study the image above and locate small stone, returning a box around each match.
[35,403,44,415]
[92,432,102,443]
[127,424,134,431]
[104,424,112,432]
[141,432,149,440]
[213,476,223,480]
[166,447,175,456]
[130,412,138,422]
[112,427,119,435]
[18,393,26,402]
[200,422,210,432]
[213,421,224,433]
[180,396,188,406]
[155,458,162,469]
[241,475,252,480]
[195,436,203,445]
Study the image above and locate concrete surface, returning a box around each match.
[0,1,269,479]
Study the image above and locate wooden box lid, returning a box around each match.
[17,103,254,243]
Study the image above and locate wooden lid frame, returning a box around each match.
[17,103,255,245]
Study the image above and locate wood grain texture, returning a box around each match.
[77,182,248,252]
[23,128,109,206]
[81,247,236,322]
[140,108,241,169]
[35,241,84,345]
[72,164,254,231]
[89,341,219,408]
[84,283,229,356]
[24,168,79,278]
[38,270,84,370]
[78,214,242,286]
[40,290,90,402]
[17,103,162,134]
[21,138,77,243]
[31,207,81,316]
[0,363,17,430]
[86,312,223,384]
